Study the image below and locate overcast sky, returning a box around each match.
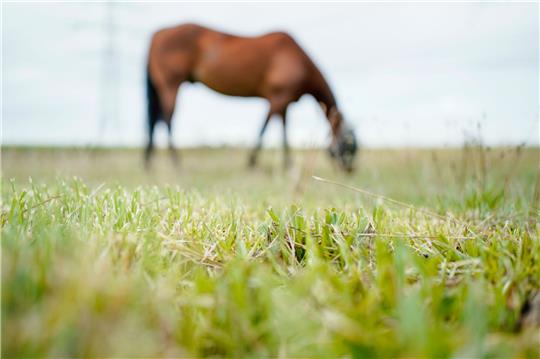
[3,2,538,148]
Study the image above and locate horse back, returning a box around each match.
[149,24,316,100]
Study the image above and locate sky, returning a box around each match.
[2,1,539,148]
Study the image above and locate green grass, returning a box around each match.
[2,147,539,357]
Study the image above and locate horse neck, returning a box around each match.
[311,76,337,114]
[307,69,340,137]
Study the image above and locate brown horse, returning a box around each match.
[146,23,357,171]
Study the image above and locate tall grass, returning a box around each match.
[2,147,539,357]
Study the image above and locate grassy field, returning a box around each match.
[2,146,539,357]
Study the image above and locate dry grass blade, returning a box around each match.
[23,195,63,214]
[312,175,450,222]
[287,225,474,240]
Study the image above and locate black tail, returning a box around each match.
[146,65,161,132]
[145,66,161,167]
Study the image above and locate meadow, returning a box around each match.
[2,146,539,357]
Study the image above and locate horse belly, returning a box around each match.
[193,42,268,97]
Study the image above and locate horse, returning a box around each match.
[146,23,357,172]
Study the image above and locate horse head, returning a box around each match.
[328,108,358,173]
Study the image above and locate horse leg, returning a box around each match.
[280,107,291,169]
[248,110,272,168]
[165,120,179,167]
[249,98,290,168]
[159,83,180,167]
[145,116,157,170]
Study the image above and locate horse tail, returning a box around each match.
[146,65,162,126]
[145,65,161,166]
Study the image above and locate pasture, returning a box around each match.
[2,146,539,357]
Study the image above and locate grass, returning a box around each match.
[2,146,539,357]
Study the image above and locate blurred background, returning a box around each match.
[3,2,538,149]
[4,4,540,358]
